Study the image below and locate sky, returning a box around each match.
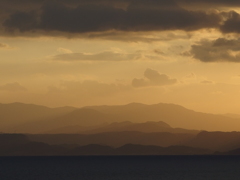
[1,0,240,114]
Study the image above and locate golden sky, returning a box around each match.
[1,0,240,113]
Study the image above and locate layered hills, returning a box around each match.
[1,132,240,155]
[1,102,240,155]
[1,102,240,133]
[0,134,212,156]
[27,132,195,147]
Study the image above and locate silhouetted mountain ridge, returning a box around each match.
[186,131,240,151]
[1,132,240,155]
[27,131,195,147]
[114,144,211,155]
[0,134,212,156]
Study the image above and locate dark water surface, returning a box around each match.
[0,156,240,180]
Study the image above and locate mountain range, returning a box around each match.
[0,134,212,156]
[1,102,240,133]
[1,102,240,155]
[1,131,240,155]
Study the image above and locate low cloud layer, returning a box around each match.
[132,68,177,88]
[189,38,240,62]
[48,80,129,98]
[0,82,27,92]
[52,51,142,61]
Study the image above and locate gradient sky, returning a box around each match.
[1,0,240,113]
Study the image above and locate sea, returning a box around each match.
[0,156,240,180]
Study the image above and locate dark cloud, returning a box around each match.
[179,0,240,7]
[189,38,240,62]
[4,0,240,37]
[220,11,240,34]
[39,2,126,33]
[0,82,27,92]
[1,0,222,36]
[2,0,240,8]
[132,68,177,87]
[3,11,39,32]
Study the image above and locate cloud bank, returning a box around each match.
[0,0,231,36]
[189,38,240,62]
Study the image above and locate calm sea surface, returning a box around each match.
[0,156,240,180]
